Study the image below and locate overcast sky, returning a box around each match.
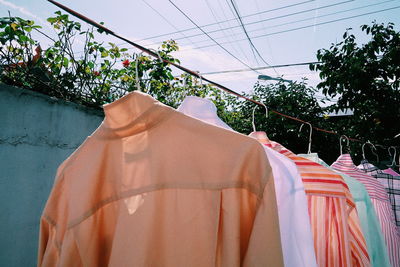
[1,0,399,98]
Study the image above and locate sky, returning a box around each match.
[1,0,400,100]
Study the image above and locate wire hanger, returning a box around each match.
[339,135,350,155]
[299,122,312,154]
[362,141,379,162]
[196,71,203,89]
[135,52,143,92]
[251,103,268,132]
[150,48,163,64]
[388,146,399,167]
[145,49,164,94]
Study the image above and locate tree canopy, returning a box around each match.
[310,22,400,149]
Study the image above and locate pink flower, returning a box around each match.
[122,59,130,68]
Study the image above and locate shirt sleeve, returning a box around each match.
[37,217,59,267]
[37,164,74,267]
[37,216,83,267]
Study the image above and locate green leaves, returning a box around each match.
[311,21,400,149]
[1,12,205,108]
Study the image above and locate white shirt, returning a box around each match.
[178,96,317,267]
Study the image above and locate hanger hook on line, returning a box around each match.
[252,103,268,132]
[135,52,144,92]
[388,146,398,167]
[339,135,350,155]
[362,140,379,162]
[196,71,203,88]
[299,122,313,154]
[149,48,163,64]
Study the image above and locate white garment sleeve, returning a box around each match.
[264,147,317,267]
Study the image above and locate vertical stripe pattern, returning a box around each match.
[332,154,400,267]
[250,133,370,267]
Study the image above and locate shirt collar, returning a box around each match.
[357,159,379,172]
[248,131,270,144]
[94,91,175,138]
[332,154,359,171]
[177,96,232,130]
[298,153,323,164]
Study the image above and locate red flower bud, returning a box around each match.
[93,71,100,76]
[122,59,130,68]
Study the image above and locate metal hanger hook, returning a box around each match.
[388,146,397,166]
[299,122,313,154]
[150,48,163,63]
[339,135,350,155]
[251,103,268,132]
[196,71,203,88]
[362,141,379,162]
[135,52,144,92]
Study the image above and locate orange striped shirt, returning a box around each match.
[249,132,370,267]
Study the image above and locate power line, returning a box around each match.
[81,0,351,55]
[190,5,400,50]
[139,0,198,48]
[226,0,259,64]
[201,61,320,75]
[118,0,353,55]
[139,0,353,45]
[252,0,278,72]
[120,0,316,45]
[215,0,252,63]
[167,0,262,75]
[90,0,392,55]
[228,0,279,75]
[224,0,260,64]
[204,0,251,63]
[178,0,395,47]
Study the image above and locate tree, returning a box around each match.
[310,22,400,149]
[214,80,339,161]
[0,12,216,109]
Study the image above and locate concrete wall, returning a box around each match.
[0,84,104,266]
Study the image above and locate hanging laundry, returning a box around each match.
[249,132,370,267]
[332,154,400,267]
[358,159,400,228]
[37,91,284,267]
[299,153,391,267]
[178,96,317,267]
[383,168,400,177]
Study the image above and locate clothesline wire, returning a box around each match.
[47,0,399,150]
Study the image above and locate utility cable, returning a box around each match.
[224,0,259,64]
[82,0,351,53]
[228,0,278,75]
[121,0,317,44]
[204,0,251,63]
[192,4,400,50]
[167,0,263,75]
[178,0,395,47]
[201,61,320,75]
[140,0,198,48]
[141,0,353,44]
